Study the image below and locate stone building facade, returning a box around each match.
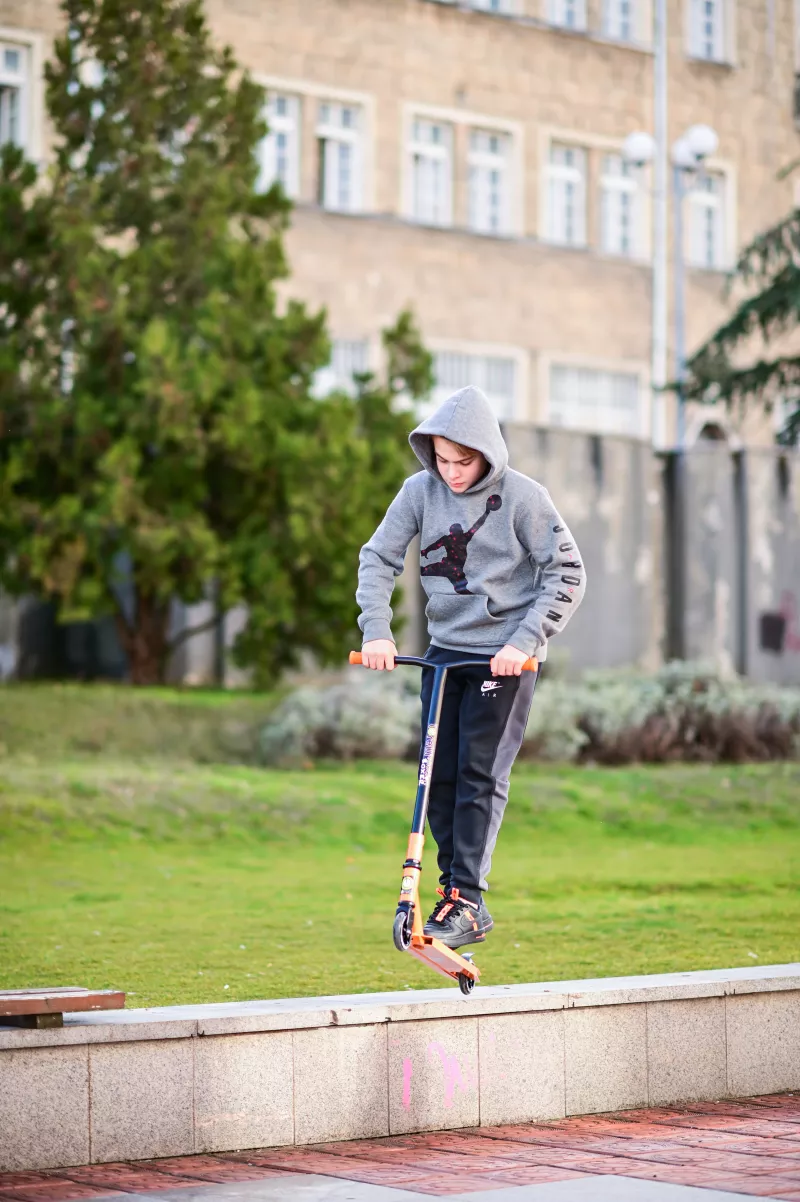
[2,0,800,446]
[3,0,800,684]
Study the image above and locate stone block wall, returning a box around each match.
[2,965,799,1171]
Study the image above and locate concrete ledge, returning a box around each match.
[1,963,798,1170]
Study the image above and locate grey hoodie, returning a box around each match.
[356,386,586,660]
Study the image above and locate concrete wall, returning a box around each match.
[744,449,800,685]
[660,443,800,684]
[679,445,743,673]
[2,964,799,1171]
[503,424,664,674]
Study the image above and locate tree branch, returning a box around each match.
[167,611,222,656]
[685,353,800,405]
[684,207,800,446]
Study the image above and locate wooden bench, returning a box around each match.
[0,987,126,1029]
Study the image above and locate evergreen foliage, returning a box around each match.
[0,0,432,685]
[685,208,800,445]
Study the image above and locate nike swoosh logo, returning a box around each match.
[481,682,502,693]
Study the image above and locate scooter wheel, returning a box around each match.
[458,971,475,996]
[393,911,412,952]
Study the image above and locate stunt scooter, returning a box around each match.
[349,650,538,995]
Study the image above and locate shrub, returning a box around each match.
[259,668,420,765]
[258,661,800,766]
[523,662,800,764]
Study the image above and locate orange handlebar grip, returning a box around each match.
[349,651,363,665]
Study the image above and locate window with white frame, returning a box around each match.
[410,117,453,227]
[549,364,643,436]
[257,92,300,197]
[468,129,511,235]
[687,171,726,269]
[432,351,518,421]
[600,153,641,257]
[317,101,362,213]
[313,339,370,397]
[689,0,726,60]
[546,144,587,247]
[0,42,28,150]
[434,0,517,10]
[548,0,587,30]
[602,0,636,39]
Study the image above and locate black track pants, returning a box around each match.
[419,645,538,905]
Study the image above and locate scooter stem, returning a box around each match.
[400,662,449,939]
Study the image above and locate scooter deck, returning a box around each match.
[409,933,481,984]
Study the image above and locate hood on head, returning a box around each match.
[408,386,508,493]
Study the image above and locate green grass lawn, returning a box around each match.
[1,749,798,1006]
[0,681,277,764]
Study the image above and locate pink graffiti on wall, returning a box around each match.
[426,1040,477,1109]
[399,1042,477,1110]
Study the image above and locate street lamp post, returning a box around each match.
[670,124,719,447]
[652,0,668,448]
[624,122,720,661]
[672,159,688,445]
[623,122,719,449]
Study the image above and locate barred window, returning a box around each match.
[313,339,370,397]
[549,364,643,437]
[432,351,518,421]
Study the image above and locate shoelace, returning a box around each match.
[429,886,477,921]
[429,886,452,919]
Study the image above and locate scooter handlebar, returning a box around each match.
[349,650,538,671]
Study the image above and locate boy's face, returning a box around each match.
[432,436,488,494]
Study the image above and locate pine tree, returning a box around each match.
[0,0,431,685]
[685,209,800,445]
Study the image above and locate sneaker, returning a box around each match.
[479,896,494,934]
[423,887,486,949]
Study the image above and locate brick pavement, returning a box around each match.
[1,1093,799,1200]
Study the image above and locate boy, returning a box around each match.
[356,386,586,949]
